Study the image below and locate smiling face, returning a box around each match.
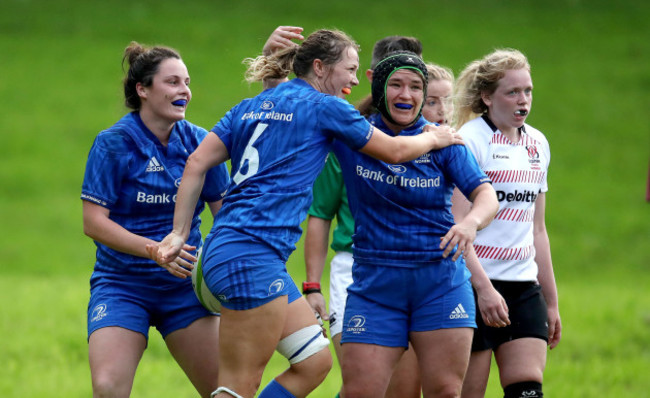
[319,46,360,99]
[137,57,191,124]
[422,78,453,125]
[382,68,425,130]
[482,67,532,136]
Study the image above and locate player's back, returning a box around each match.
[209,78,372,260]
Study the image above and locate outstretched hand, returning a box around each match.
[422,124,464,150]
[263,26,304,56]
[145,232,197,279]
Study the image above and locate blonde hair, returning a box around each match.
[453,49,530,128]
[243,29,359,83]
[426,63,454,83]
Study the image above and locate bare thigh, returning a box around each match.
[341,343,404,398]
[461,349,493,398]
[275,297,333,397]
[494,337,547,387]
[88,327,147,398]
[217,296,289,397]
[410,328,474,398]
[385,342,421,398]
[165,316,220,398]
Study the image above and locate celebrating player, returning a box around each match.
[149,29,461,398]
[81,42,230,397]
[304,35,429,398]
[333,51,499,398]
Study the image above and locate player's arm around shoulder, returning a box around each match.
[360,124,463,164]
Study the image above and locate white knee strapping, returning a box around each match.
[211,386,244,398]
[276,324,330,364]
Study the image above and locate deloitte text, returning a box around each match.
[496,189,538,203]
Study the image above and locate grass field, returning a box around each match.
[1,0,649,396]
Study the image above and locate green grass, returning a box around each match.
[1,0,649,396]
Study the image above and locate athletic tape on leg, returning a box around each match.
[276,324,329,364]
[211,386,244,398]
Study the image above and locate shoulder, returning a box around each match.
[94,115,140,154]
[523,123,549,147]
[282,78,345,106]
[457,117,492,159]
[458,117,492,143]
[175,119,209,142]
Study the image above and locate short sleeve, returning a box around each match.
[442,145,491,199]
[80,131,133,209]
[320,98,374,151]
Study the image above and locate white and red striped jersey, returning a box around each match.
[459,115,550,281]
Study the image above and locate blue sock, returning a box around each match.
[258,379,296,398]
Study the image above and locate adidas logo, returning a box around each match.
[449,303,469,319]
[146,156,164,172]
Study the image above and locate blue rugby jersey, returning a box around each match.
[334,113,491,267]
[81,112,231,273]
[209,78,373,262]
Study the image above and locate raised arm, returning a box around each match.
[262,26,304,56]
[261,26,304,90]
[360,123,464,164]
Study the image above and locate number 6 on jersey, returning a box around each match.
[233,123,268,185]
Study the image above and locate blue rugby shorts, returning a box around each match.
[87,270,215,340]
[341,259,476,348]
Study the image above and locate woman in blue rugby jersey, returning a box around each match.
[332,52,501,398]
[81,42,230,398]
[149,29,462,398]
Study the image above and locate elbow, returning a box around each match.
[82,212,102,241]
[488,195,499,220]
[186,152,200,171]
[185,151,209,178]
[83,221,96,240]
[384,145,411,164]
[474,185,500,230]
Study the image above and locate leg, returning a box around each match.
[385,342,421,398]
[165,315,220,398]
[88,327,146,398]
[460,349,492,398]
[266,296,333,398]
[341,343,405,398]
[494,338,547,387]
[327,251,354,397]
[410,328,474,398]
[331,332,344,368]
[215,295,289,398]
[330,333,345,397]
